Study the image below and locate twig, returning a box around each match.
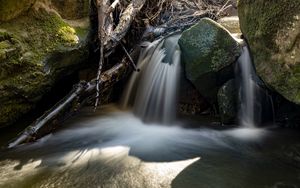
[120,43,139,71]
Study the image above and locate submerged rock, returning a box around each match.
[238,0,300,104]
[217,79,237,125]
[0,0,90,127]
[179,18,241,102]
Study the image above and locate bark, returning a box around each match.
[104,0,146,54]
[94,0,146,108]
[95,0,110,109]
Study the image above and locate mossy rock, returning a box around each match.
[0,3,90,127]
[238,0,300,104]
[178,18,241,101]
[217,79,237,125]
[50,0,90,20]
[0,0,36,22]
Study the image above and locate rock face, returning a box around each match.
[0,0,90,127]
[178,18,241,102]
[218,16,241,34]
[217,79,237,124]
[0,0,36,22]
[238,0,300,104]
[50,0,90,20]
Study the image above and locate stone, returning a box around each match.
[218,16,241,34]
[50,0,90,20]
[0,0,36,22]
[0,1,90,127]
[217,79,237,125]
[238,0,300,104]
[178,18,241,102]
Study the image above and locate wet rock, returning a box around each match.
[178,77,210,116]
[178,18,241,102]
[238,0,300,104]
[217,79,237,125]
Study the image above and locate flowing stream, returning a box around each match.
[0,36,300,188]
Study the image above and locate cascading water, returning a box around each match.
[1,35,299,188]
[122,34,181,124]
[237,45,256,127]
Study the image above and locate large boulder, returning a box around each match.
[178,18,241,102]
[238,0,300,104]
[0,0,90,127]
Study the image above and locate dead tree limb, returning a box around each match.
[104,0,146,52]
[8,59,130,149]
[95,0,110,109]
[94,0,146,108]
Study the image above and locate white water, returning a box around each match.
[238,46,256,127]
[122,34,181,124]
[1,40,297,187]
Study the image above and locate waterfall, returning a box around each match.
[122,34,181,124]
[238,46,256,127]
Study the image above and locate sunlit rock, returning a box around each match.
[0,1,90,127]
[179,18,241,102]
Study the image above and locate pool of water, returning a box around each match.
[0,104,300,188]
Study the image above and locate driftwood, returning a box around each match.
[94,0,146,109]
[8,60,130,149]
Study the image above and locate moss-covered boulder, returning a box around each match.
[238,0,300,104]
[178,18,241,101]
[217,79,237,125]
[0,1,90,127]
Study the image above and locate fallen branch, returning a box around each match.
[95,0,110,109]
[104,0,146,52]
[7,59,131,149]
[94,0,146,108]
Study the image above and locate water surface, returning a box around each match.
[0,105,300,188]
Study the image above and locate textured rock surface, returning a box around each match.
[179,18,241,101]
[217,79,237,125]
[50,0,90,20]
[0,0,36,22]
[218,16,241,34]
[238,0,300,104]
[0,1,90,127]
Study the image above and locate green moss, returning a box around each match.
[0,5,89,127]
[238,0,300,104]
[58,26,79,44]
[0,0,36,21]
[239,0,300,50]
[179,18,240,79]
[179,18,240,100]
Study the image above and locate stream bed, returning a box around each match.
[0,104,300,188]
